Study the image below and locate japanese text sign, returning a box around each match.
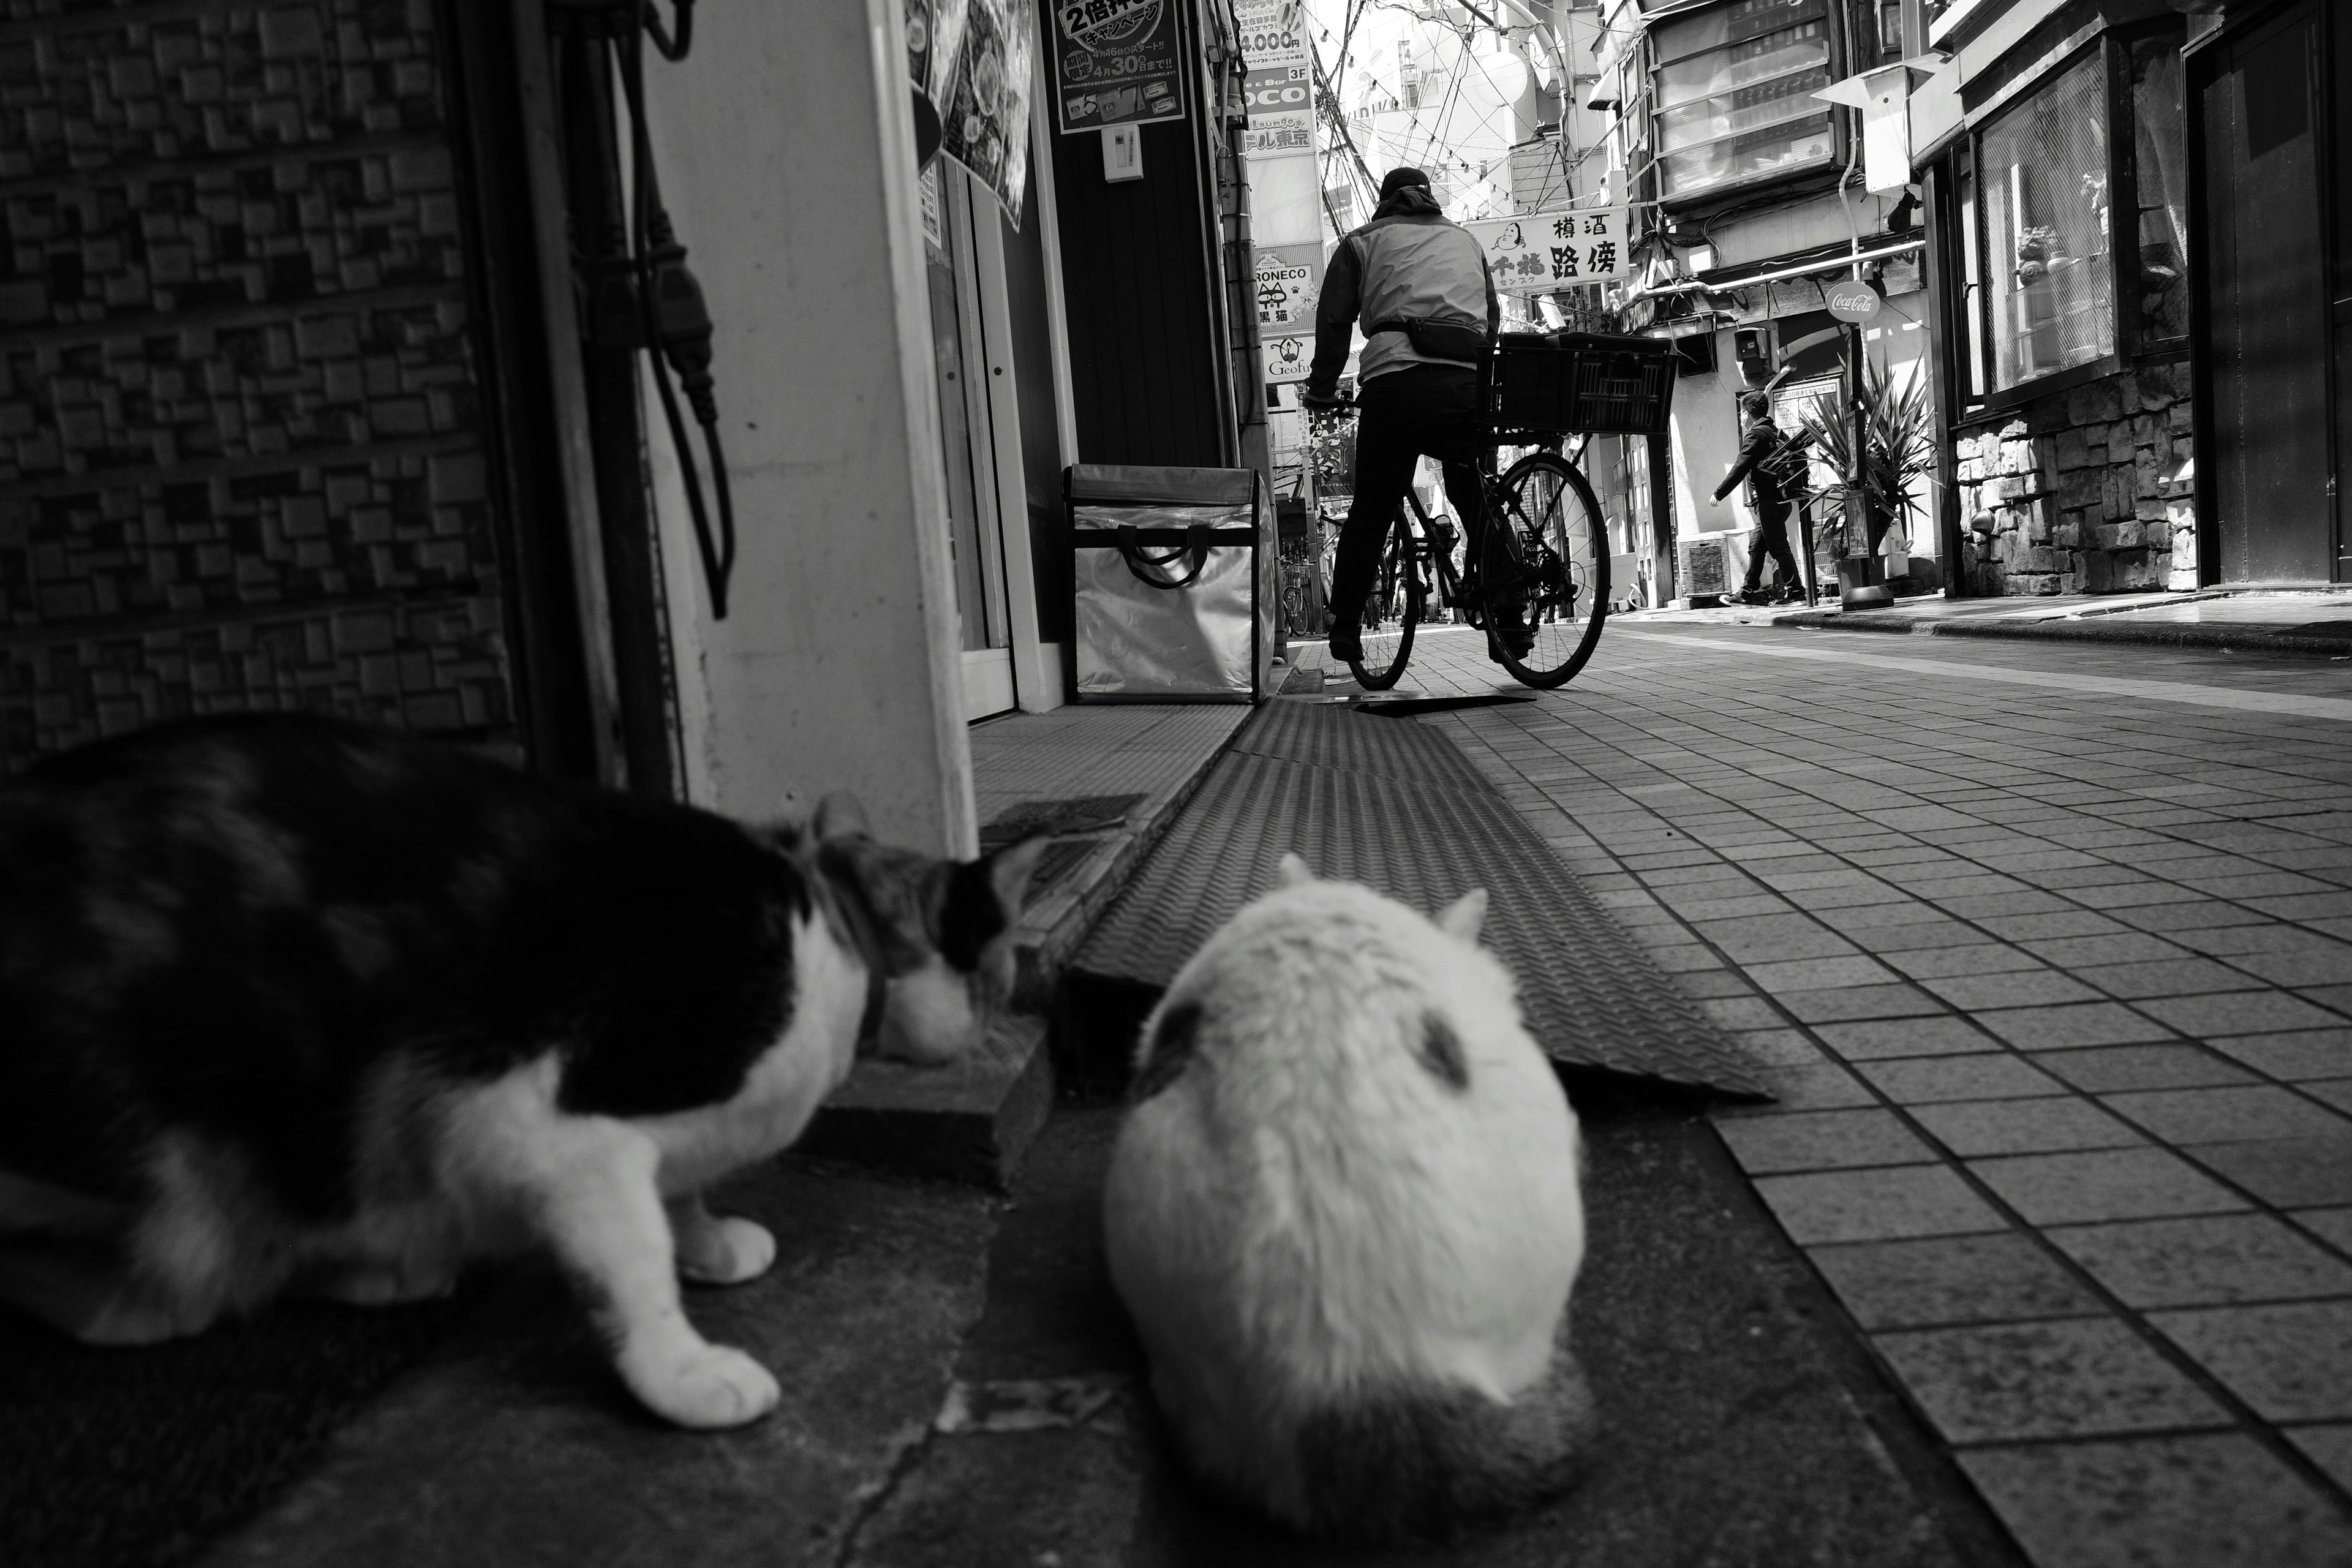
[1235,0,1313,158]
[1465,208,1629,291]
[1253,243,1322,335]
[1051,0,1183,134]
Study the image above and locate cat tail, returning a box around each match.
[1290,1349,1599,1544]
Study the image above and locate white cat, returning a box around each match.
[1101,853,1593,1542]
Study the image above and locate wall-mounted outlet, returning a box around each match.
[1102,124,1143,183]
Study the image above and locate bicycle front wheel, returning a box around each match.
[1484,451,1608,689]
[1348,515,1423,691]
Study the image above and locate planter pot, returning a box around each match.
[1838,554,1894,610]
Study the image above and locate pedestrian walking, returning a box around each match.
[1712,391,1807,606]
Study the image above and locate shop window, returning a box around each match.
[1980,56,2113,390]
[1652,0,1838,203]
[1963,29,2188,401]
[2129,36,2188,345]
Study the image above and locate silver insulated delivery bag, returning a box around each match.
[1066,464,1273,703]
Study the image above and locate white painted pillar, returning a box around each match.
[633,0,975,856]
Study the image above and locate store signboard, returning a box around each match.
[1262,334,1313,384]
[1825,279,1883,322]
[1464,207,1629,292]
[1235,0,1313,157]
[1253,243,1322,336]
[1050,0,1184,134]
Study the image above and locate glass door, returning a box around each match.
[922,164,1017,718]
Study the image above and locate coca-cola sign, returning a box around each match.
[1825,279,1882,323]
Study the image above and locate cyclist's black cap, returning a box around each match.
[1379,167,1432,200]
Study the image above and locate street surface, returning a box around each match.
[1418,619,2352,1566]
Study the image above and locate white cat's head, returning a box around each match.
[1275,851,1488,946]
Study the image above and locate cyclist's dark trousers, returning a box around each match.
[1329,364,1490,630]
[1743,505,1801,593]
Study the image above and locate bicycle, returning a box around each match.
[1311,403,1611,692]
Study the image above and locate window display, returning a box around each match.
[1979,57,2114,390]
[1653,0,1836,202]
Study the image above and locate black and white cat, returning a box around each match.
[0,713,1041,1429]
[1103,854,1594,1540]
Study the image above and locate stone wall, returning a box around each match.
[1953,361,2196,597]
[0,0,519,770]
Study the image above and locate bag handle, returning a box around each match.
[1116,523,1212,589]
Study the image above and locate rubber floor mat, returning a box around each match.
[1068,703,1768,1098]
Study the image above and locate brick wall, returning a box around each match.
[1953,362,2196,597]
[0,0,521,771]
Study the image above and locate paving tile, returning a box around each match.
[1959,1434,2352,1568]
[1780,984,1950,1024]
[1688,916,1855,964]
[2048,1214,2352,1308]
[2288,1424,2352,1494]
[1910,1096,2149,1157]
[1871,1317,2227,1444]
[1750,1164,2008,1245]
[2120,902,2282,935]
[2225,944,2352,989]
[1727,1028,1827,1068]
[2140,990,2351,1038]
[1738,955,1901,993]
[1855,1054,2065,1105]
[1811,1014,2002,1061]
[2292,1207,2352,1256]
[1920,969,2104,1011]
[1713,1107,1937,1175]
[2101,1085,2352,1146]
[2309,1080,2352,1118]
[2149,1301,2352,1422]
[1700,996,1786,1031]
[2030,932,2195,968]
[2209,1029,2352,1081]
[2077,957,2274,1001]
[2069,880,2209,911]
[2037,1044,2260,1094]
[1969,1148,2252,1225]
[1805,1232,2105,1330]
[1645,943,1725,974]
[1882,944,2047,980]
[1677,969,1763,1000]
[1977,1002,2178,1052]
[2188,1136,2352,1208]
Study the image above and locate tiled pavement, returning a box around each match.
[1381,620,2352,1566]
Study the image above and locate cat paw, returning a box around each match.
[304,1262,459,1306]
[676,1216,775,1286]
[622,1340,782,1430]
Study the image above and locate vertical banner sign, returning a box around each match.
[1051,0,1184,134]
[1234,0,1312,157]
[1465,208,1629,292]
[1254,242,1322,383]
[940,0,1038,224]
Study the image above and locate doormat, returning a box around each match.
[1065,703,1768,1099]
[979,793,1147,849]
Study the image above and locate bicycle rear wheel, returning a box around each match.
[1482,451,1608,689]
[1347,515,1422,691]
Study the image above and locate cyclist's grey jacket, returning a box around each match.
[1305,185,1499,398]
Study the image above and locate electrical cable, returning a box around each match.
[609,4,737,619]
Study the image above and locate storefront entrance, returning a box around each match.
[2195,0,2340,583]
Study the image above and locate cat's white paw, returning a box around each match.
[622,1338,782,1430]
[676,1215,775,1286]
[306,1262,459,1306]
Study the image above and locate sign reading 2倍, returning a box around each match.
[1052,0,1185,134]
[1465,208,1630,292]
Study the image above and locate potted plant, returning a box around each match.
[1794,359,1934,608]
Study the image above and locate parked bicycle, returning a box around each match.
[1313,410,1611,692]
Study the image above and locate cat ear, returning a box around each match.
[1437,887,1487,944]
[935,834,1047,972]
[813,790,870,842]
[1276,852,1315,888]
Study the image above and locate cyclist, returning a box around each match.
[1299,167,1529,666]
[1713,390,1806,605]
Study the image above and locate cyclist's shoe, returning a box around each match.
[1328,625,1363,666]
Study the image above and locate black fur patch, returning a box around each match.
[937,853,1008,973]
[1129,1001,1203,1101]
[1415,1013,1470,1091]
[1291,1352,1596,1543]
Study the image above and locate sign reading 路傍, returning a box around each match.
[1051,0,1184,135]
[1253,243,1322,337]
[1465,208,1630,292]
[1824,279,1883,323]
[1235,0,1313,158]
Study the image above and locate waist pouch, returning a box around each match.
[1369,315,1490,363]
